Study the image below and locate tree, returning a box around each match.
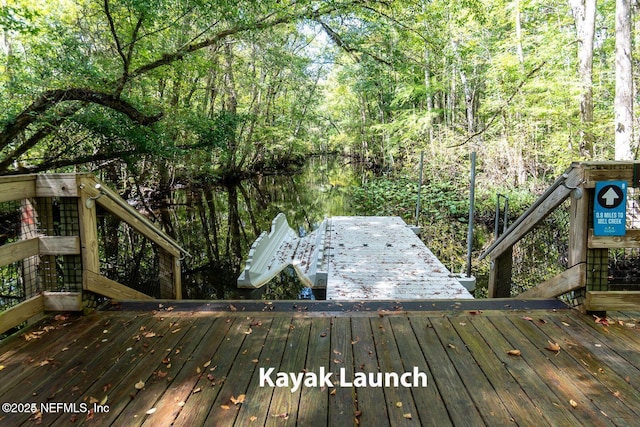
[614,0,634,160]
[570,0,596,157]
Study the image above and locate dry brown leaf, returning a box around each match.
[569,399,578,408]
[244,327,253,335]
[135,380,145,390]
[447,343,456,349]
[545,341,561,353]
[193,387,202,394]
[403,413,412,419]
[250,416,257,422]
[204,360,211,368]
[230,394,246,405]
[220,404,230,410]
[395,402,403,408]
[507,349,522,356]
[330,389,337,395]
[521,316,533,321]
[146,408,157,415]
[229,304,237,312]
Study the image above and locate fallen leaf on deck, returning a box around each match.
[562,322,570,327]
[230,394,246,405]
[193,387,201,394]
[569,399,578,408]
[272,412,289,419]
[100,395,108,405]
[135,380,145,390]
[545,341,561,353]
[196,367,201,374]
[143,331,156,338]
[320,332,327,337]
[244,327,253,335]
[157,370,168,378]
[250,416,257,422]
[447,344,456,349]
[507,349,521,356]
[0,365,3,370]
[395,402,403,408]
[229,304,237,312]
[403,413,412,419]
[146,408,156,415]
[220,404,230,410]
[521,316,533,321]
[171,328,181,334]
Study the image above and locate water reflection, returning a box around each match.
[165,156,365,299]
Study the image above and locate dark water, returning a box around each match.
[165,156,369,299]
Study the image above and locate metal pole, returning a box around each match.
[466,152,476,278]
[415,151,424,226]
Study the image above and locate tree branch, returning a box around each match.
[0,88,162,152]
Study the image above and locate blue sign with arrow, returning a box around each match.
[594,181,626,236]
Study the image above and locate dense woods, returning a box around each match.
[3,0,639,181]
[2,0,640,297]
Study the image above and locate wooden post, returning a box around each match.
[77,177,100,291]
[488,247,513,298]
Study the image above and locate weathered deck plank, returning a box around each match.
[1,303,639,426]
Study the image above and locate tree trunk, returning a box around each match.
[515,0,525,65]
[615,0,634,160]
[570,0,596,158]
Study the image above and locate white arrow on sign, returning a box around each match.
[602,187,620,206]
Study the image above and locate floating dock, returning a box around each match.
[324,216,472,300]
[238,214,473,300]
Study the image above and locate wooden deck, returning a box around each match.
[1,302,639,426]
[325,217,472,300]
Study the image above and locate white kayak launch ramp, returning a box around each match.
[237,214,473,300]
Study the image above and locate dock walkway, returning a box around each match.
[325,216,471,300]
[238,215,472,300]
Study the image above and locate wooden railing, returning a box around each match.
[0,173,186,335]
[480,161,640,312]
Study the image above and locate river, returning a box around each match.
[163,156,370,299]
